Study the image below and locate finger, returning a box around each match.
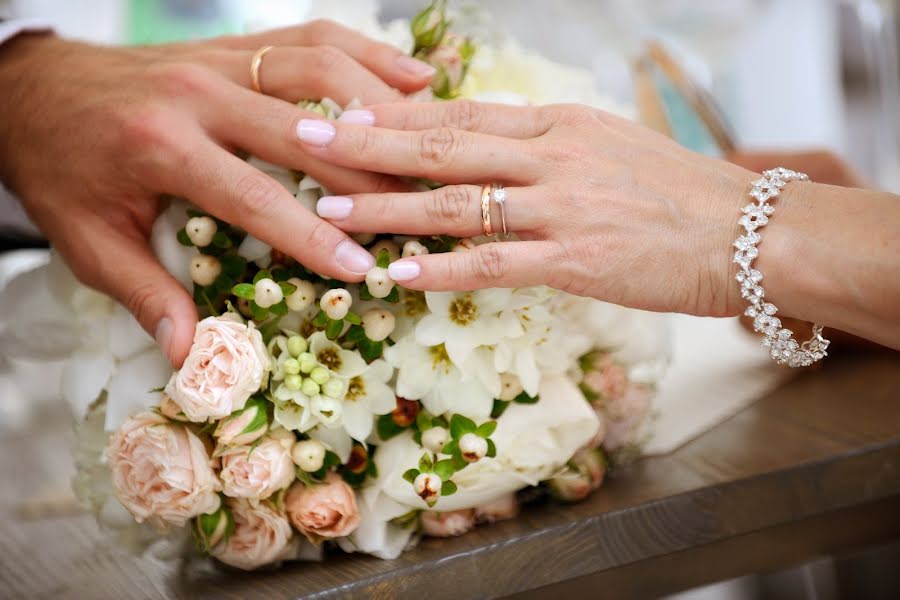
[213,20,435,92]
[385,241,561,291]
[298,120,541,184]
[210,45,404,105]
[168,140,375,280]
[205,81,408,194]
[316,185,546,237]
[368,99,556,139]
[66,221,198,367]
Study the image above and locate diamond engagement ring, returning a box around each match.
[491,184,509,236]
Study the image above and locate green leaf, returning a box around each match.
[232,283,255,300]
[486,439,497,458]
[441,439,459,456]
[213,273,233,294]
[384,286,400,303]
[177,228,194,247]
[269,300,288,316]
[344,311,361,325]
[449,414,477,438]
[476,421,497,438]
[345,324,365,344]
[403,468,419,484]
[212,231,232,248]
[491,399,510,419]
[441,480,458,496]
[253,270,271,284]
[451,454,467,470]
[418,453,433,472]
[250,300,268,322]
[377,414,406,440]
[325,318,344,340]
[277,281,297,296]
[513,391,540,404]
[433,459,456,481]
[357,338,384,363]
[376,248,391,269]
[359,285,374,301]
[272,267,290,281]
[312,310,328,328]
[186,208,207,219]
[416,411,432,433]
[219,255,247,279]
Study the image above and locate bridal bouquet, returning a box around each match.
[1,0,668,571]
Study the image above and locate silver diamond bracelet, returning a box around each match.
[733,167,830,367]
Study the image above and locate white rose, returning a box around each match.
[220,434,295,500]
[164,314,269,422]
[210,499,296,571]
[106,411,221,527]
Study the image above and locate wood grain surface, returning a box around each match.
[1,352,898,600]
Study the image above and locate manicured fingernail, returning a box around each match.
[396,55,436,78]
[335,239,375,274]
[155,317,174,358]
[296,119,336,146]
[338,110,375,126]
[388,260,421,282]
[317,196,353,220]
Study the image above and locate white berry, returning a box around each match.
[351,232,376,245]
[189,254,221,286]
[422,426,451,454]
[452,238,476,252]
[185,216,217,247]
[498,373,524,401]
[414,472,442,504]
[320,288,352,320]
[254,278,283,308]
[365,267,395,299]
[285,277,316,311]
[370,240,400,263]
[459,432,488,463]
[402,240,429,258]
[291,439,326,472]
[362,308,396,341]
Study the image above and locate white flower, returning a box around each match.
[341,359,396,442]
[415,289,522,366]
[310,332,367,381]
[272,385,315,432]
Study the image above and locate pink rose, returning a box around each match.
[420,509,476,537]
[284,473,360,540]
[474,494,520,524]
[107,411,221,527]
[602,384,652,451]
[220,434,295,500]
[583,353,628,403]
[210,499,295,571]
[585,408,608,449]
[164,314,269,422]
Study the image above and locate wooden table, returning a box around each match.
[2,352,899,599]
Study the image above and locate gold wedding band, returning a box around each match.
[250,45,275,94]
[480,184,494,236]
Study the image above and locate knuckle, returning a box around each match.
[428,186,470,225]
[310,45,350,74]
[147,62,217,99]
[419,127,461,165]
[349,125,380,157]
[234,173,284,218]
[117,108,184,176]
[471,245,510,281]
[303,219,341,253]
[446,100,483,131]
[304,19,337,42]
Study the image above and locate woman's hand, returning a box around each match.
[0,21,435,366]
[296,100,756,317]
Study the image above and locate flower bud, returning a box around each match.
[254,278,283,308]
[309,367,330,385]
[285,278,316,311]
[402,240,429,258]
[190,254,222,286]
[411,0,449,51]
[425,33,473,99]
[158,393,190,422]
[392,398,420,427]
[193,501,233,552]
[321,378,345,399]
[547,448,607,502]
[346,444,369,474]
[414,472,442,506]
[365,267,395,299]
[421,426,450,454]
[459,432,488,463]
[301,378,321,397]
[185,216,217,247]
[369,240,400,263]
[298,352,317,373]
[287,335,308,357]
[362,308,396,342]
[320,288,352,320]
[452,238,476,252]
[214,398,269,447]
[498,373,524,401]
[282,357,301,375]
[291,439,326,472]
[420,509,476,537]
[284,374,303,391]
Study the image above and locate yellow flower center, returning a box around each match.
[346,376,365,402]
[430,344,452,374]
[317,348,342,371]
[448,294,478,326]
[402,290,427,317]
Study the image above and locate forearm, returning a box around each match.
[757,182,900,349]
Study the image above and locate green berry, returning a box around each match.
[287,336,307,357]
[284,374,302,391]
[301,378,321,397]
[309,367,330,385]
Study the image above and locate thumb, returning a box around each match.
[89,229,198,368]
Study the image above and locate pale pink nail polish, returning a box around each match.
[317,196,353,219]
[396,55,437,78]
[296,119,336,146]
[338,110,376,126]
[335,239,375,275]
[388,260,421,281]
